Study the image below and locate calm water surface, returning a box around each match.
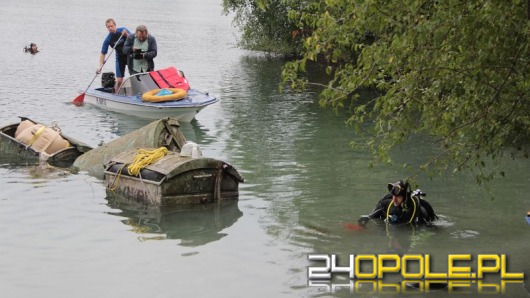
[1,0,529,297]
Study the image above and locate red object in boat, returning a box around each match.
[149,67,190,90]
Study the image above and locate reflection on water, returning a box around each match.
[81,108,153,137]
[105,193,242,247]
[342,220,444,256]
[0,150,76,181]
[450,229,480,239]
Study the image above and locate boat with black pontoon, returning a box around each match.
[73,117,244,206]
[0,117,92,167]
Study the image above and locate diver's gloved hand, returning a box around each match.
[358,216,370,226]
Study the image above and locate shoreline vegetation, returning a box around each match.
[222,0,530,186]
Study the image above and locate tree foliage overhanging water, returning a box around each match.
[223,0,530,185]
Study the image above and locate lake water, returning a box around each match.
[1,0,529,297]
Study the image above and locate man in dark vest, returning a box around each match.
[123,25,158,75]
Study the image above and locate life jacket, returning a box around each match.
[149,67,190,90]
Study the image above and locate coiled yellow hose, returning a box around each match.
[127,147,168,176]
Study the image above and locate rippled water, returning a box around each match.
[1,0,529,297]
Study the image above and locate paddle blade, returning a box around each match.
[72,93,85,106]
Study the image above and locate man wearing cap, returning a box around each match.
[123,25,157,74]
[358,180,437,226]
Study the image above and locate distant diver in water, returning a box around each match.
[358,180,438,226]
[23,43,39,54]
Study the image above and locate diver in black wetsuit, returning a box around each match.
[358,180,437,226]
[23,43,39,54]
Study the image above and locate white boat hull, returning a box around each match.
[82,68,218,122]
[84,91,211,122]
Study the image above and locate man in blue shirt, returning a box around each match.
[97,18,131,92]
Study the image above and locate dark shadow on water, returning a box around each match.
[105,192,243,246]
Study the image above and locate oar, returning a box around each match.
[72,33,125,105]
